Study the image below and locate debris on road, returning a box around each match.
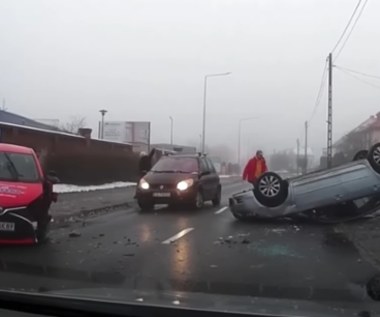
[217,235,252,245]
[293,225,301,232]
[272,228,286,234]
[99,233,105,237]
[172,299,180,305]
[68,231,81,238]
[136,298,144,302]
[123,253,135,257]
[210,264,218,268]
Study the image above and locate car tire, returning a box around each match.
[193,190,204,210]
[369,143,380,173]
[36,222,49,244]
[253,172,287,207]
[212,186,222,207]
[353,150,368,161]
[137,200,154,212]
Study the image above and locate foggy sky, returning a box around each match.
[1,0,379,160]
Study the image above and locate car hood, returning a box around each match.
[0,181,43,208]
[34,287,377,317]
[143,172,197,185]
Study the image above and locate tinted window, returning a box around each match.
[199,158,209,173]
[206,159,217,173]
[152,157,199,173]
[0,152,39,182]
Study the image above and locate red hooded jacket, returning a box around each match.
[242,156,268,183]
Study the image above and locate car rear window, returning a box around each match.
[0,152,39,182]
[151,157,199,173]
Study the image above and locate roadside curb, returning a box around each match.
[50,177,242,228]
[51,201,135,229]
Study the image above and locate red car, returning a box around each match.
[0,143,58,244]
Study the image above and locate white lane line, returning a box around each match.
[162,228,194,244]
[214,206,228,215]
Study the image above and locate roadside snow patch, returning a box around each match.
[54,181,136,194]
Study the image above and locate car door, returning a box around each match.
[291,161,376,211]
[205,158,220,198]
[199,158,213,200]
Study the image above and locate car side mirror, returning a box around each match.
[47,170,60,184]
[200,171,211,177]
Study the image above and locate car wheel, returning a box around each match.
[137,200,154,212]
[353,150,368,161]
[212,186,222,207]
[369,143,380,173]
[253,172,287,207]
[36,222,49,244]
[193,190,204,210]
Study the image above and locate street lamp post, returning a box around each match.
[99,109,107,139]
[169,116,174,145]
[202,72,231,154]
[238,116,259,166]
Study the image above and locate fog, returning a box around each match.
[1,0,380,162]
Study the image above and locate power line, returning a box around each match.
[334,0,369,61]
[335,65,380,80]
[309,59,329,123]
[336,67,380,90]
[331,0,363,54]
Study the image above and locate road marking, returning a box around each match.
[162,228,194,244]
[215,206,228,215]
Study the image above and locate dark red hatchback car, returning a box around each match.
[0,143,58,244]
[135,154,221,211]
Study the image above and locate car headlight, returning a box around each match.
[139,179,150,190]
[177,179,194,191]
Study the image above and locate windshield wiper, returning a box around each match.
[152,170,194,174]
[3,153,20,181]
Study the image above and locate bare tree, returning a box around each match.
[61,116,87,133]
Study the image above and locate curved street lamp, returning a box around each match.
[99,109,108,139]
[201,72,231,154]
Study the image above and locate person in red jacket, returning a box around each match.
[242,150,268,185]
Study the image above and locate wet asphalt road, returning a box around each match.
[0,181,378,305]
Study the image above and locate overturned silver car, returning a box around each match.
[229,143,380,221]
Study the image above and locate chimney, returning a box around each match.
[78,128,92,139]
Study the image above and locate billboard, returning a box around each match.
[102,121,150,149]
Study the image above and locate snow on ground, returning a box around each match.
[54,182,136,194]
[54,175,235,194]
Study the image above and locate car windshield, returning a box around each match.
[0,152,39,182]
[2,1,380,316]
[151,157,198,173]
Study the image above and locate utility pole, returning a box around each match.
[296,138,300,175]
[169,116,174,145]
[327,53,333,168]
[304,121,308,174]
[1,98,6,111]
